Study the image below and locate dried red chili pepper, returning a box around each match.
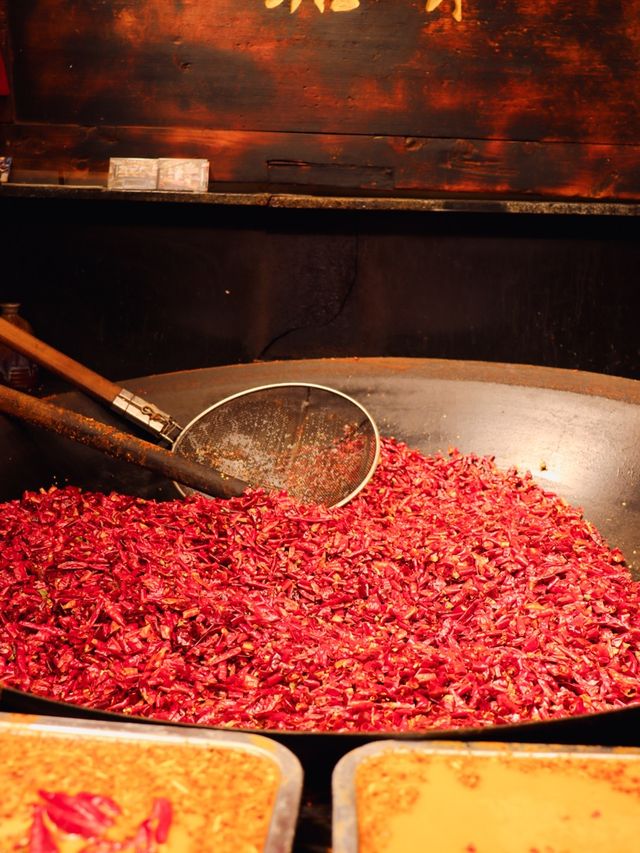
[76,793,121,821]
[38,790,116,838]
[28,805,59,853]
[25,793,171,852]
[1,439,639,732]
[131,817,154,853]
[150,798,172,844]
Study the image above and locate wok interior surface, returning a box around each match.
[2,357,640,767]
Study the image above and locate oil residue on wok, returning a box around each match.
[0,437,638,731]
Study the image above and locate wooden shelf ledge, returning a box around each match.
[1,183,639,216]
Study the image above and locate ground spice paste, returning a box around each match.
[0,727,280,852]
[0,438,639,731]
[354,748,640,853]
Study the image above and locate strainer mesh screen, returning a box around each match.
[173,385,379,507]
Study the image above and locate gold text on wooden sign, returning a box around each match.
[265,0,463,22]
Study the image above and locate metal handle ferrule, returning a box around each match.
[111,389,183,444]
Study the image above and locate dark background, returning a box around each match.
[1,194,639,384]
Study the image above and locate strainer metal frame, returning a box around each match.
[172,381,381,507]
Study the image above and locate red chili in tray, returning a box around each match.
[1,439,639,732]
[22,790,172,852]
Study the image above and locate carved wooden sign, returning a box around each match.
[265,0,462,21]
[1,0,639,200]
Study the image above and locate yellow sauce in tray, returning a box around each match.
[0,727,281,852]
[355,748,640,853]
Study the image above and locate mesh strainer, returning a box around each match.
[173,383,380,507]
[0,316,380,506]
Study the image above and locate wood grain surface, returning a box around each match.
[1,1,639,199]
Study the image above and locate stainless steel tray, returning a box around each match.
[332,739,640,853]
[0,711,303,852]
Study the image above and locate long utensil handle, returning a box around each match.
[0,384,248,499]
[0,316,121,404]
[0,317,182,443]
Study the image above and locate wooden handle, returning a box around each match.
[0,384,248,499]
[0,317,122,405]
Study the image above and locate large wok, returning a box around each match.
[2,357,640,788]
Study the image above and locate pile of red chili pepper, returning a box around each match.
[1,438,639,731]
